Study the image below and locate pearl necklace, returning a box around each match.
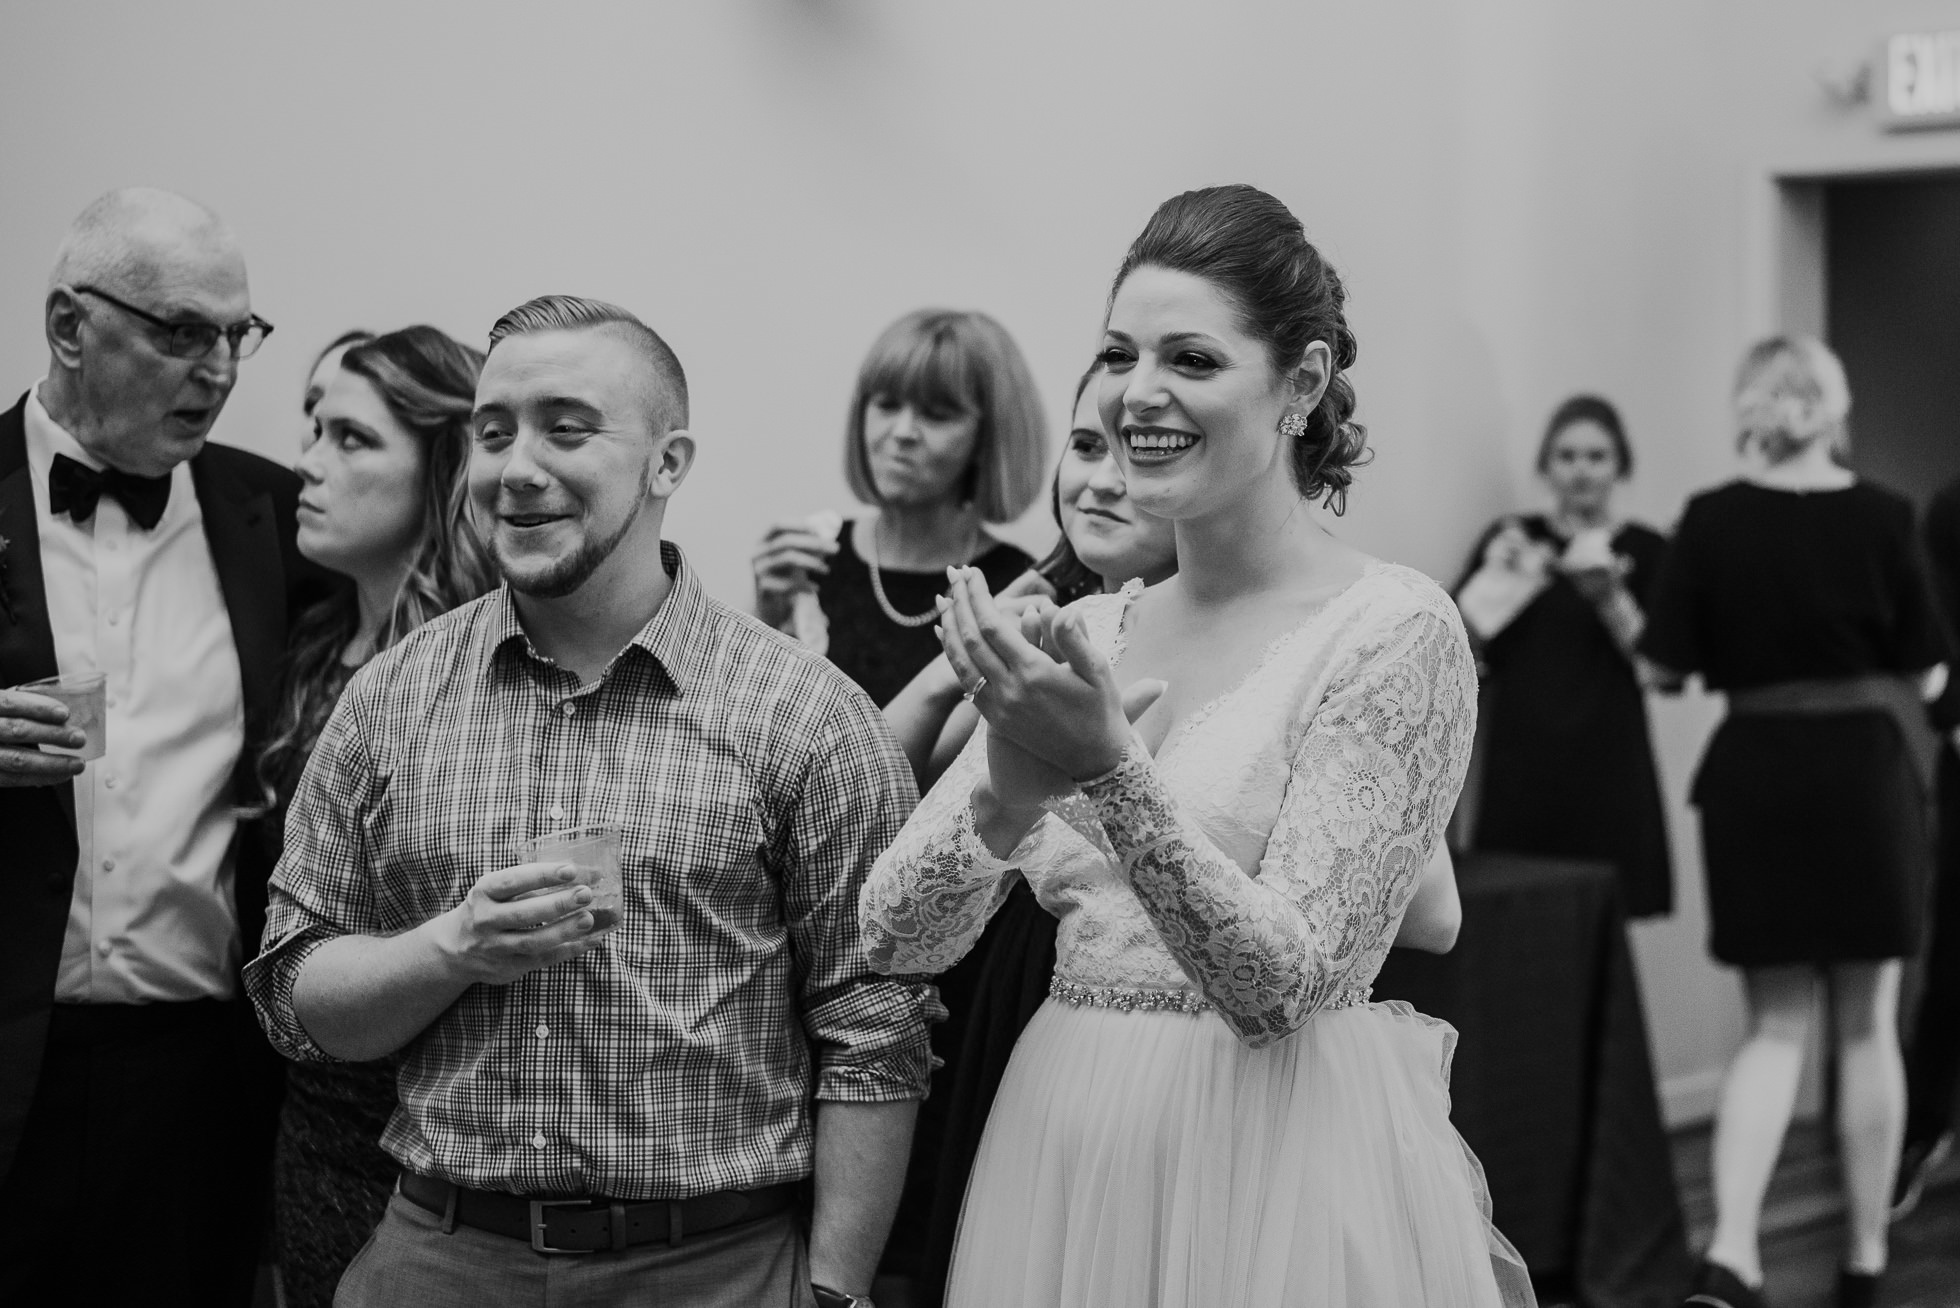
[864,517,972,628]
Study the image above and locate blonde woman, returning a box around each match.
[1642,337,1949,1308]
[750,309,1048,707]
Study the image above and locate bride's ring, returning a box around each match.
[962,674,989,703]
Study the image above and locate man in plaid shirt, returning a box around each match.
[247,295,932,1308]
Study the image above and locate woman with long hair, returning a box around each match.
[750,308,1049,708]
[1642,337,1948,1308]
[883,362,1177,784]
[1453,396,1673,917]
[861,185,1528,1307]
[881,362,1177,1306]
[261,325,495,1308]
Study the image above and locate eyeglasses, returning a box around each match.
[71,285,274,361]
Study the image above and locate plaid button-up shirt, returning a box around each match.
[246,543,933,1200]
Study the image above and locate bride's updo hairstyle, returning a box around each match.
[1112,184,1369,512]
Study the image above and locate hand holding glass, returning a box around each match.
[517,824,623,931]
[13,673,106,761]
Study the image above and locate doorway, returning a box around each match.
[1824,172,1960,506]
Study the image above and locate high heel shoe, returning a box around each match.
[1834,1267,1880,1308]
[1683,1260,1769,1308]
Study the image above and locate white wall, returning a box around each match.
[0,0,1517,595]
[6,0,1960,1125]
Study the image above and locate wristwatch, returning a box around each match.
[811,1285,875,1308]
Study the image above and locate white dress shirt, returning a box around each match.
[25,384,247,1003]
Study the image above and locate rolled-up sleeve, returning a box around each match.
[243,687,381,1064]
[783,693,938,1103]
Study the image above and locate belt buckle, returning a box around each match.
[529,1199,595,1255]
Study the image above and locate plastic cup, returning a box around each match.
[14,673,106,762]
[517,823,623,930]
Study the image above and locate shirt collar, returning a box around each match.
[23,381,106,483]
[480,540,712,694]
[24,380,196,530]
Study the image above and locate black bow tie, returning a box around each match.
[49,453,172,530]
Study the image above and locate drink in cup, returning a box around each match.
[14,673,107,762]
[517,823,623,931]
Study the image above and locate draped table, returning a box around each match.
[1372,852,1694,1308]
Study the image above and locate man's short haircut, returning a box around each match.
[487,294,689,432]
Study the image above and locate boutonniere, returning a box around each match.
[0,531,16,624]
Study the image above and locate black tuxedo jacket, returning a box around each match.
[0,392,333,1182]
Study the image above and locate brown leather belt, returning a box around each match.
[398,1171,797,1254]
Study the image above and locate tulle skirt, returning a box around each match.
[945,996,1536,1308]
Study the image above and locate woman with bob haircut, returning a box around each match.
[1453,394,1673,918]
[1642,336,1948,1308]
[259,324,496,1308]
[751,308,1049,708]
[861,184,1531,1307]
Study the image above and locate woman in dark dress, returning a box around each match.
[1454,395,1673,917]
[748,309,1046,1298]
[261,327,494,1308]
[1641,337,1949,1308]
[750,308,1048,706]
[879,364,1175,1307]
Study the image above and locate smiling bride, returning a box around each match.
[859,185,1536,1308]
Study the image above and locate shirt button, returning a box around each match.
[102,858,115,873]
[560,702,576,718]
[530,1132,547,1150]
[103,775,118,790]
[547,805,566,823]
[535,1024,549,1039]
[96,939,112,957]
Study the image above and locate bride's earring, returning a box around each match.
[1278,412,1310,439]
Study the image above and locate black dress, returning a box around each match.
[1906,475,1960,1144]
[813,520,1034,1300]
[814,521,1031,709]
[1640,480,1949,966]
[262,660,403,1308]
[1457,516,1674,917]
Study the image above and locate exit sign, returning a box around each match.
[1885,31,1960,130]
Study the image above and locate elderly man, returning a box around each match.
[248,295,931,1308]
[0,189,328,1304]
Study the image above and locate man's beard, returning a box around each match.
[493,508,640,600]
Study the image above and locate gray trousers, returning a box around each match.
[333,1191,818,1307]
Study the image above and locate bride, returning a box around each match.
[859,184,1534,1308]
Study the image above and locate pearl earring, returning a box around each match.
[1279,413,1310,439]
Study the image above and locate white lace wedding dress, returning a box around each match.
[860,562,1536,1308]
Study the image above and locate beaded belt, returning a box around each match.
[1049,978,1212,1014]
[1048,978,1374,1014]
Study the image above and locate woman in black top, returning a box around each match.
[1455,396,1672,917]
[750,310,1045,1299]
[1642,337,1948,1308]
[262,327,494,1308]
[750,309,1048,708]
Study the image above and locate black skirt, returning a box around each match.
[1692,710,1931,966]
[896,879,1058,1308]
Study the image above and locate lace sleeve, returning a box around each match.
[858,721,1029,976]
[1080,603,1476,1047]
